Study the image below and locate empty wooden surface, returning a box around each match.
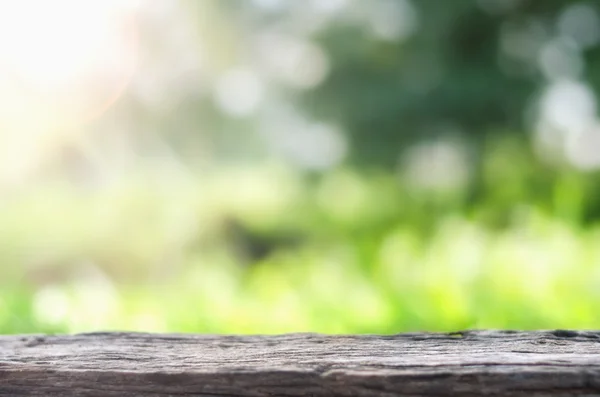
[1,330,600,396]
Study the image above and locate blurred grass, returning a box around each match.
[2,137,600,334]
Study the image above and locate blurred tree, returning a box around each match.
[302,0,544,167]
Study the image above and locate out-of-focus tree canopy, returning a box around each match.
[3,0,600,335]
[181,0,600,170]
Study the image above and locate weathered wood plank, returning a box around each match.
[1,330,600,396]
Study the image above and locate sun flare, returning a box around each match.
[0,0,139,184]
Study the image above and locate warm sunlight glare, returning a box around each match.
[0,0,139,185]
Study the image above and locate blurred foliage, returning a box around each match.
[226,0,600,167]
[3,0,600,334]
[3,137,600,334]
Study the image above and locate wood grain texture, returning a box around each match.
[1,330,600,396]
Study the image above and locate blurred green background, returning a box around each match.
[2,0,600,334]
